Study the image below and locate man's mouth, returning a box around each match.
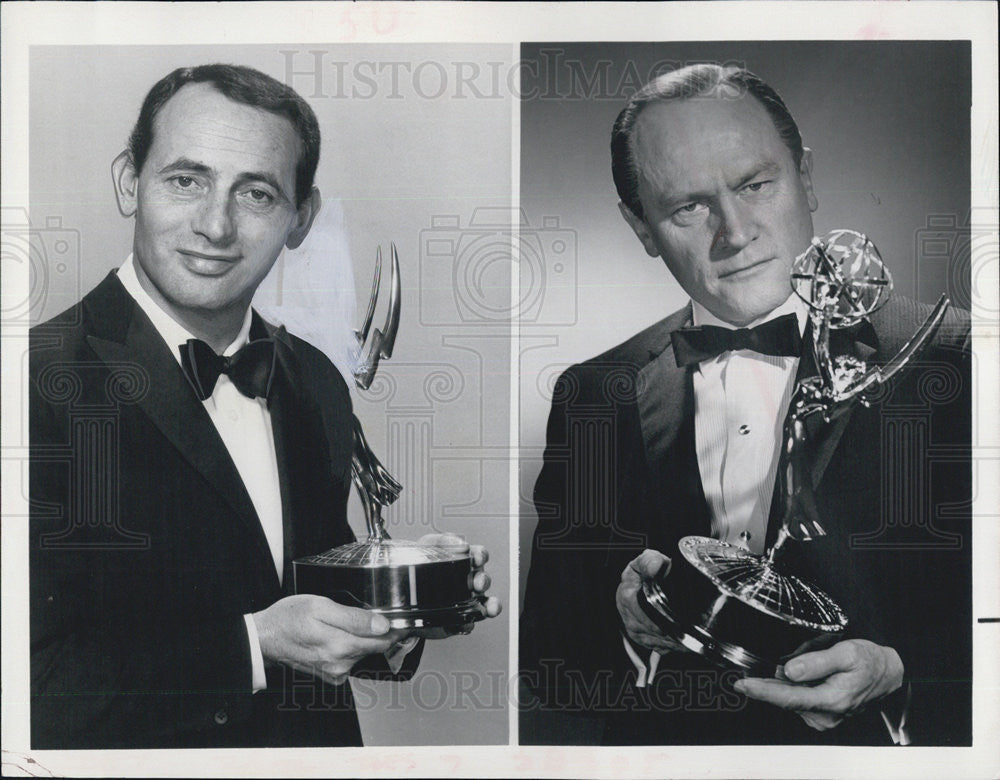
[719,257,774,279]
[178,250,241,274]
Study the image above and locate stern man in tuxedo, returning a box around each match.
[521,64,971,746]
[30,63,500,749]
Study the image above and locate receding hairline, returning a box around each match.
[611,64,805,220]
[628,92,799,200]
[630,90,791,157]
[143,82,306,192]
[149,81,304,142]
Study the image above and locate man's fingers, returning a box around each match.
[631,630,681,653]
[470,544,489,568]
[783,641,856,682]
[624,549,672,582]
[619,595,681,652]
[469,570,491,592]
[734,677,838,712]
[340,628,413,658]
[626,621,684,653]
[616,582,660,632]
[622,613,665,642]
[483,596,502,618]
[314,600,391,636]
[419,532,469,554]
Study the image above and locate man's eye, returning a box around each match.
[171,176,196,188]
[243,188,275,204]
[743,180,771,193]
[672,202,706,220]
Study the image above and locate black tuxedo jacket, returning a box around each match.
[29,272,419,749]
[521,296,972,746]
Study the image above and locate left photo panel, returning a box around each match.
[18,44,512,748]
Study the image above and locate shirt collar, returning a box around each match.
[691,292,809,336]
[117,254,253,364]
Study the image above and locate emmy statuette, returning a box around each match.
[294,246,489,629]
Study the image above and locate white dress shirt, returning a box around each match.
[691,294,808,556]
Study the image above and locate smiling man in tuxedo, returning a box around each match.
[520,64,971,745]
[29,63,499,749]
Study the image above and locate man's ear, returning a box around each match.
[286,187,322,250]
[618,201,660,258]
[111,151,139,218]
[799,148,818,213]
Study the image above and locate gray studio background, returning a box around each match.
[28,43,511,746]
[518,41,973,602]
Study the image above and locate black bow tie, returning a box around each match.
[178,337,276,401]
[672,313,803,367]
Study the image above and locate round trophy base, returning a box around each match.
[369,596,489,629]
[293,539,487,629]
[638,580,777,676]
[637,536,847,676]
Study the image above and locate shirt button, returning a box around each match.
[214,709,229,725]
[738,424,751,435]
[228,410,239,422]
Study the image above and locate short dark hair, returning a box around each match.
[611,64,804,220]
[127,63,320,207]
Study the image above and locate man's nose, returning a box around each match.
[192,192,236,245]
[712,196,758,254]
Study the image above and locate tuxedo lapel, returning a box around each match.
[266,326,315,590]
[635,305,692,469]
[636,347,690,482]
[82,274,276,577]
[635,305,710,544]
[264,320,355,594]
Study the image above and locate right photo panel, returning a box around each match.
[518,41,974,747]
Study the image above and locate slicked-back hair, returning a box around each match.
[127,63,321,208]
[611,64,803,220]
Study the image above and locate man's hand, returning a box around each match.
[734,639,904,731]
[615,549,687,654]
[252,594,411,685]
[410,532,502,639]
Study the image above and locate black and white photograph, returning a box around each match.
[518,40,978,747]
[14,41,511,751]
[2,2,997,778]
